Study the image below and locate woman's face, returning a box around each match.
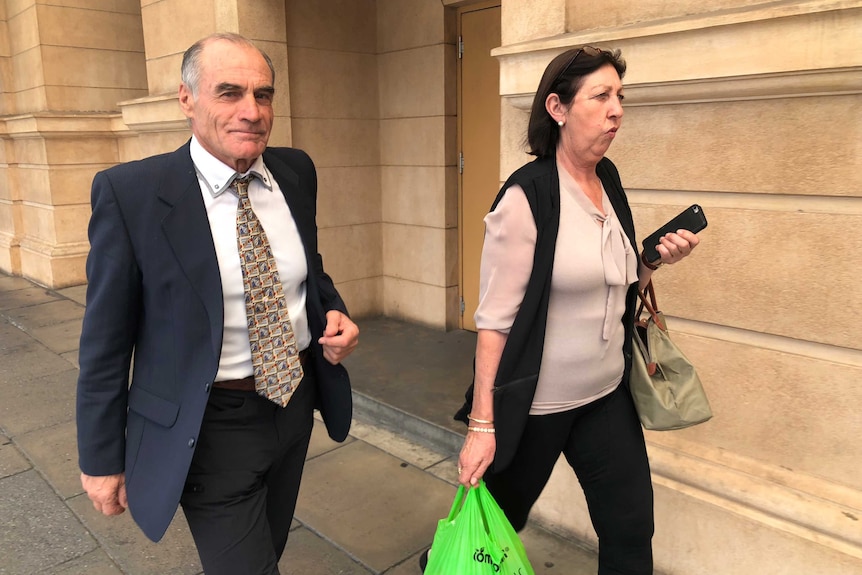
[558,63,624,164]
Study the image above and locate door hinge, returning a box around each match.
[458,36,464,59]
[459,151,464,174]
[460,296,465,315]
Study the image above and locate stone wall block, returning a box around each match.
[614,96,862,196]
[377,0,449,52]
[383,276,459,329]
[291,118,379,168]
[285,0,376,53]
[36,5,144,51]
[630,203,861,348]
[319,222,382,284]
[381,165,456,229]
[317,166,381,229]
[288,48,378,119]
[378,45,450,119]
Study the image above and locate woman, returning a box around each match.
[454,46,700,574]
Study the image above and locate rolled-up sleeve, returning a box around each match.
[473,185,537,333]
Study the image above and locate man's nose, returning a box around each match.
[238,93,262,121]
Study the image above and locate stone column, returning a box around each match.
[129,0,291,160]
[377,0,458,328]
[0,0,147,287]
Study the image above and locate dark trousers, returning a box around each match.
[485,384,654,575]
[180,372,317,575]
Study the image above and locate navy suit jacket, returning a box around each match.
[76,142,352,542]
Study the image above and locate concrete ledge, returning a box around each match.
[352,390,464,456]
[648,436,862,559]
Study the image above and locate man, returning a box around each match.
[76,33,359,574]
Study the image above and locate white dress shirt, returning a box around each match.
[190,137,310,382]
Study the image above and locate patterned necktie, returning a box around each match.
[233,175,304,407]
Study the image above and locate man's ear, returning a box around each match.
[545,92,567,124]
[178,84,194,119]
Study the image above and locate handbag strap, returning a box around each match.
[636,281,665,330]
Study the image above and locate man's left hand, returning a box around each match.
[318,311,359,364]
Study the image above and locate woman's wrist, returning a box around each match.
[641,253,662,271]
[467,413,493,425]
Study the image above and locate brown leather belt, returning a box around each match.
[212,348,309,392]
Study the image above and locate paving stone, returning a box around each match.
[0,286,62,311]
[16,420,81,499]
[55,285,88,306]
[61,349,79,369]
[39,549,124,575]
[0,274,34,292]
[0,439,31,478]
[343,318,476,436]
[348,418,451,471]
[425,455,460,486]
[296,440,455,574]
[307,416,354,459]
[27,318,83,355]
[279,526,372,574]
[66,494,202,575]
[0,368,77,436]
[1,299,85,330]
[0,470,96,574]
[519,523,598,575]
[0,332,76,386]
[382,550,426,575]
[0,319,34,352]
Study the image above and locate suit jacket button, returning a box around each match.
[188,438,195,448]
[205,382,211,392]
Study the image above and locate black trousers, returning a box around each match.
[180,372,317,575]
[485,384,654,575]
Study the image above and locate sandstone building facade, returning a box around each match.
[1,1,859,573]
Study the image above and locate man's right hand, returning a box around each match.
[81,472,128,516]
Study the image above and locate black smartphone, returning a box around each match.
[641,204,707,264]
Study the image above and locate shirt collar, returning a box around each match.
[189,136,273,198]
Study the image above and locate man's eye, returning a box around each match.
[256,93,274,103]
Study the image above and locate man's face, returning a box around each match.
[179,39,274,173]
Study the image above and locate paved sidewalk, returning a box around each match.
[0,272,598,574]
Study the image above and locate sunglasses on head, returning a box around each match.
[553,45,604,86]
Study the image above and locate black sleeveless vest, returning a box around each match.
[455,155,640,472]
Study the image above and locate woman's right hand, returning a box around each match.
[457,431,496,487]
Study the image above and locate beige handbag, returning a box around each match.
[630,281,713,430]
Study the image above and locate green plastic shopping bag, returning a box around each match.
[425,480,535,575]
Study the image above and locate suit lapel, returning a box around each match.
[157,143,225,360]
[262,149,315,255]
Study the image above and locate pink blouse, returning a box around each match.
[474,166,638,415]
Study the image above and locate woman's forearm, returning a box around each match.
[470,329,508,420]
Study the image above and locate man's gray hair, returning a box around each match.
[181,32,276,97]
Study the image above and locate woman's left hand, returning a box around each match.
[655,228,700,264]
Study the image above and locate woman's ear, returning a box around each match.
[545,92,567,125]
